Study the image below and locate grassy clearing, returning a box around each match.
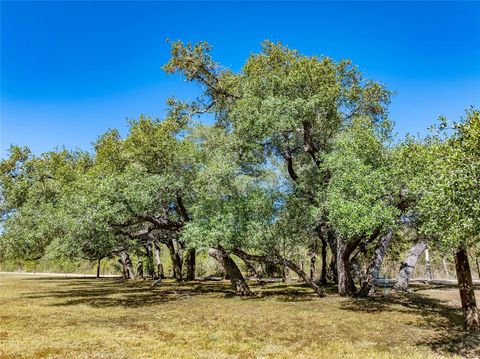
[0,274,478,358]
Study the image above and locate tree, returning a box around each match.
[181,126,277,296]
[412,110,480,331]
[0,147,93,261]
[163,40,392,296]
[324,117,400,296]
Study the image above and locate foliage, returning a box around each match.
[413,110,480,251]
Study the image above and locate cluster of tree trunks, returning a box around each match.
[119,251,136,279]
[117,236,195,282]
[357,230,394,297]
[394,241,478,331]
[116,231,478,331]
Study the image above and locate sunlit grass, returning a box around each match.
[0,274,478,358]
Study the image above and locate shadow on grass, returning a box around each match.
[22,277,335,305]
[22,278,236,307]
[20,277,480,357]
[340,291,480,358]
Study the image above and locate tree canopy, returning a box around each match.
[1,41,478,330]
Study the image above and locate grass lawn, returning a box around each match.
[0,274,479,358]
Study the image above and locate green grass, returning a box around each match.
[0,274,478,358]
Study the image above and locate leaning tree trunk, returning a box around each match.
[337,238,361,296]
[185,248,196,281]
[208,246,253,296]
[241,257,264,284]
[119,251,136,279]
[394,239,427,291]
[154,241,165,279]
[454,247,479,331]
[165,238,183,281]
[276,254,326,297]
[233,249,326,297]
[357,230,394,297]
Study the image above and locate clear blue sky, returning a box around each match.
[1,1,479,158]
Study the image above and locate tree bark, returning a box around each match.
[454,247,479,331]
[309,253,316,281]
[233,249,326,297]
[394,240,427,291]
[337,238,360,296]
[357,230,393,297]
[350,258,364,287]
[476,258,480,280]
[119,251,136,279]
[185,248,196,281]
[327,231,338,283]
[144,241,155,279]
[208,246,253,296]
[309,237,317,281]
[241,257,264,284]
[154,241,165,279]
[165,237,183,281]
[320,236,328,285]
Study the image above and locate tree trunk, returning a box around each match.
[96,258,101,279]
[394,240,427,291]
[208,246,253,296]
[185,248,196,281]
[350,258,364,286]
[233,249,326,297]
[144,241,155,279]
[337,238,359,296]
[241,257,264,284]
[320,236,328,285]
[327,232,338,283]
[337,239,358,296]
[476,258,480,280]
[357,230,393,297]
[309,238,317,281]
[454,248,479,331]
[278,254,325,297]
[154,241,165,279]
[118,259,127,278]
[425,247,433,280]
[119,251,136,279]
[165,238,182,281]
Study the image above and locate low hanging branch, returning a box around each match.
[232,248,326,297]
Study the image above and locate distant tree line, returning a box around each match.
[1,41,478,330]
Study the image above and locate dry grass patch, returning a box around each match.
[0,274,478,358]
